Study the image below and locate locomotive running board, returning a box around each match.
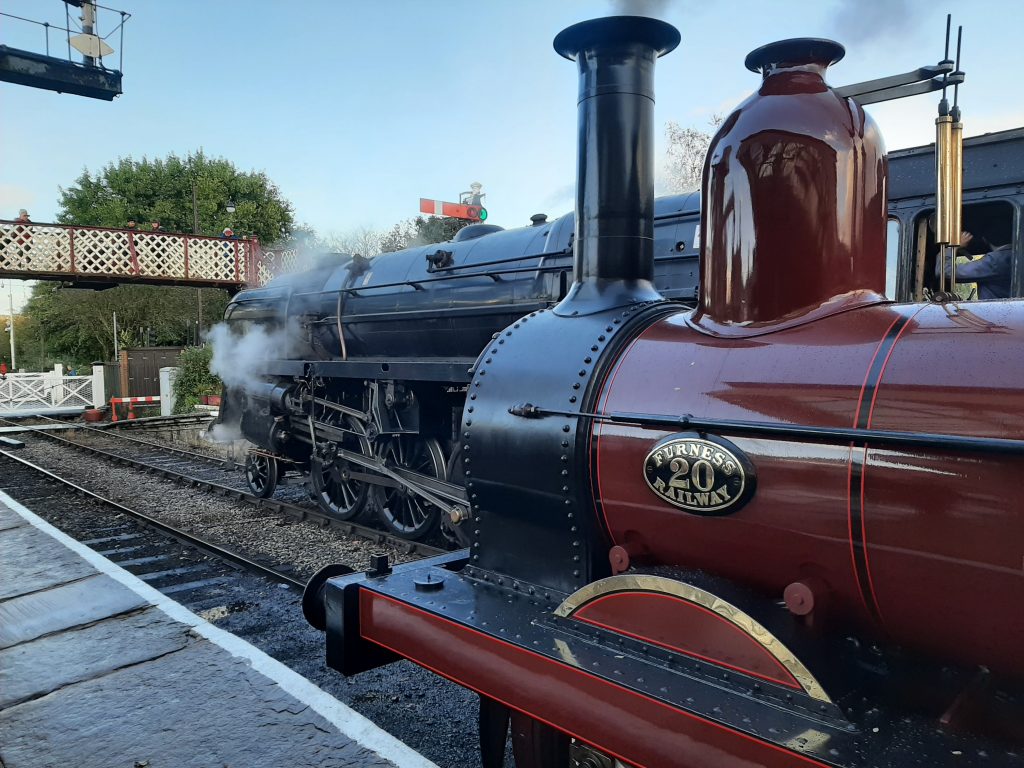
[317,561,1022,768]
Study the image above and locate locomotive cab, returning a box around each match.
[905,199,1017,301]
[888,127,1024,302]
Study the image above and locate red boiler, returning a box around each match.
[594,299,1024,679]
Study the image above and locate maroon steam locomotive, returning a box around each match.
[304,16,1024,768]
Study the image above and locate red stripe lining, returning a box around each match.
[361,591,831,768]
[593,332,649,543]
[846,313,903,618]
[858,304,929,626]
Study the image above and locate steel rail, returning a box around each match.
[0,447,306,590]
[32,414,243,469]
[4,419,445,558]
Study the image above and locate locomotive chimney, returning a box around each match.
[693,39,888,333]
[553,16,680,315]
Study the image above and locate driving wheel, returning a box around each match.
[373,435,446,540]
[310,415,372,520]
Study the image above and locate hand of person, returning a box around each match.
[959,231,973,248]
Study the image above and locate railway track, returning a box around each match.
[1,416,445,559]
[1,447,305,605]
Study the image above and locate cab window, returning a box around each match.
[885,218,900,300]
[909,200,1016,301]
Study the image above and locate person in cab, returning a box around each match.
[941,230,1012,300]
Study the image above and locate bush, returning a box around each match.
[173,345,221,413]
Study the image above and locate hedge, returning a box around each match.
[173,346,221,413]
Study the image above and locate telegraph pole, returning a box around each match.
[192,179,203,342]
[6,282,15,370]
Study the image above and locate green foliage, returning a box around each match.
[173,345,220,414]
[18,283,231,366]
[379,220,416,253]
[379,216,472,253]
[0,314,31,371]
[18,150,285,369]
[415,215,471,245]
[57,150,294,243]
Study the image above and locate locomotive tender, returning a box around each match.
[296,15,1024,768]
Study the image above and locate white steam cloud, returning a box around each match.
[207,421,242,444]
[206,320,299,393]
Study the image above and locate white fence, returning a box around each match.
[0,364,106,414]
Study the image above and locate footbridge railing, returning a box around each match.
[0,220,290,289]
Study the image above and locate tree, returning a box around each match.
[173,345,221,413]
[13,151,298,369]
[57,150,294,243]
[663,117,723,194]
[0,314,30,371]
[17,282,231,367]
[379,220,418,254]
[320,226,385,257]
[378,216,473,253]
[416,215,472,244]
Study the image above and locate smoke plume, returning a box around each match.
[205,320,299,393]
[830,0,923,45]
[612,0,671,18]
[207,421,242,444]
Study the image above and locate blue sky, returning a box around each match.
[2,0,1023,309]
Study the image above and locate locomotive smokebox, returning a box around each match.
[694,38,888,333]
[553,16,680,315]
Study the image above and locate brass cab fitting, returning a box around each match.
[934,17,965,296]
[935,113,954,294]
[950,114,964,289]
[935,114,955,246]
[951,118,963,237]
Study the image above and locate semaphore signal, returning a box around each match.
[419,198,488,221]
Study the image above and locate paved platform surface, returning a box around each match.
[0,491,436,768]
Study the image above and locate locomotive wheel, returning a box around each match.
[245,453,278,498]
[310,415,371,521]
[373,435,445,540]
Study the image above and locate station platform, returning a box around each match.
[0,491,435,768]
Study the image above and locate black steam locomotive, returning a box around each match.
[218,191,700,540]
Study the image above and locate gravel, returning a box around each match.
[13,435,417,580]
